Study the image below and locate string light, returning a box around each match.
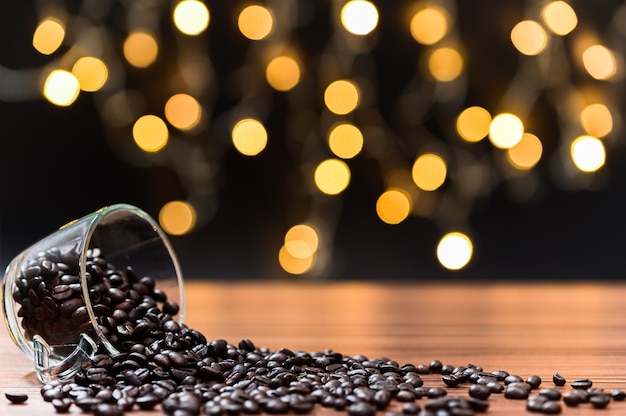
[3,0,624,276]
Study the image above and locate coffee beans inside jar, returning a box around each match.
[9,247,626,415]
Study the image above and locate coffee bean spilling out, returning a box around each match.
[8,247,626,415]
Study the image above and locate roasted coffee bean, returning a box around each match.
[538,388,561,401]
[589,394,611,409]
[401,402,421,415]
[526,375,542,389]
[562,392,581,407]
[348,401,376,416]
[541,401,562,414]
[527,394,548,412]
[552,373,566,386]
[504,386,529,400]
[442,374,460,387]
[468,384,491,400]
[612,389,626,401]
[5,391,28,404]
[94,403,124,416]
[571,378,593,389]
[51,397,73,413]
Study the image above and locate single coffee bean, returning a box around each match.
[51,398,72,412]
[612,389,626,401]
[526,375,541,389]
[571,378,593,390]
[527,394,548,412]
[401,402,421,415]
[469,384,491,400]
[504,386,529,400]
[562,392,580,407]
[538,388,561,401]
[5,392,28,404]
[589,394,611,409]
[552,373,566,386]
[442,374,459,387]
[541,401,562,414]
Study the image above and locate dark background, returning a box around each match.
[2,0,626,280]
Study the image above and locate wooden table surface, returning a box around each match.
[2,280,626,415]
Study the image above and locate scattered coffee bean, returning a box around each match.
[541,401,562,414]
[590,394,611,409]
[526,375,542,389]
[5,392,28,404]
[539,388,561,401]
[562,392,580,407]
[571,378,593,390]
[552,373,566,386]
[612,389,626,401]
[468,384,491,400]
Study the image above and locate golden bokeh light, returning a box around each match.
[159,200,197,235]
[571,135,605,172]
[33,18,65,55]
[285,224,319,259]
[437,232,473,270]
[489,113,524,149]
[507,132,543,170]
[266,56,301,91]
[173,0,210,36]
[582,45,617,80]
[314,159,351,195]
[376,189,412,225]
[340,0,379,36]
[511,20,548,56]
[580,103,613,138]
[428,47,463,82]
[133,115,169,153]
[410,6,449,46]
[43,70,80,106]
[238,5,274,40]
[412,153,447,191]
[278,245,315,275]
[324,80,360,115]
[328,123,364,159]
[165,93,202,131]
[123,31,159,68]
[232,118,268,156]
[456,106,492,142]
[541,1,578,36]
[71,57,108,92]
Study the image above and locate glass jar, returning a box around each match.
[2,204,184,383]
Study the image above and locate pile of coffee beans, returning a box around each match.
[8,247,626,415]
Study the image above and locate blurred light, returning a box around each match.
[314,159,351,195]
[340,0,379,36]
[437,232,473,270]
[376,189,412,225]
[428,47,463,82]
[71,57,108,92]
[232,118,268,156]
[571,135,605,172]
[324,80,360,115]
[279,245,315,274]
[511,20,548,56]
[580,103,613,137]
[507,133,543,170]
[410,6,450,45]
[412,153,447,191]
[173,0,210,36]
[238,5,273,40]
[133,115,169,152]
[489,113,524,149]
[328,123,363,159]
[165,93,202,131]
[33,18,65,55]
[123,31,158,68]
[541,1,578,36]
[159,200,197,235]
[43,70,80,106]
[285,224,319,259]
[456,106,492,142]
[582,45,617,80]
[266,56,301,91]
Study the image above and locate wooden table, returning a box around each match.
[2,281,626,415]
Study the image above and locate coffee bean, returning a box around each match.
[526,375,541,389]
[571,378,593,390]
[52,397,73,412]
[538,388,561,401]
[541,401,562,414]
[612,389,626,401]
[562,392,580,407]
[552,373,566,386]
[468,384,491,400]
[5,392,28,404]
[590,394,611,409]
[94,403,124,416]
[348,401,376,416]
[504,386,529,400]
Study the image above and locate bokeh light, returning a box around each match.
[489,113,524,149]
[456,106,492,142]
[376,189,412,225]
[266,56,301,91]
[340,0,379,36]
[582,45,617,80]
[412,153,447,191]
[571,135,605,172]
[165,93,202,131]
[328,123,363,159]
[159,200,197,235]
[123,31,159,68]
[71,57,108,92]
[133,115,169,153]
[511,20,548,56]
[284,224,319,259]
[173,0,210,36]
[428,47,463,82]
[507,133,543,170]
[232,118,268,156]
[314,159,351,195]
[437,232,473,270]
[410,6,450,46]
[279,245,315,275]
[324,80,360,115]
[580,103,613,138]
[541,1,578,36]
[33,18,65,55]
[238,5,274,40]
[43,70,80,106]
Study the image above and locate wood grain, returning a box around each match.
[2,281,626,415]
